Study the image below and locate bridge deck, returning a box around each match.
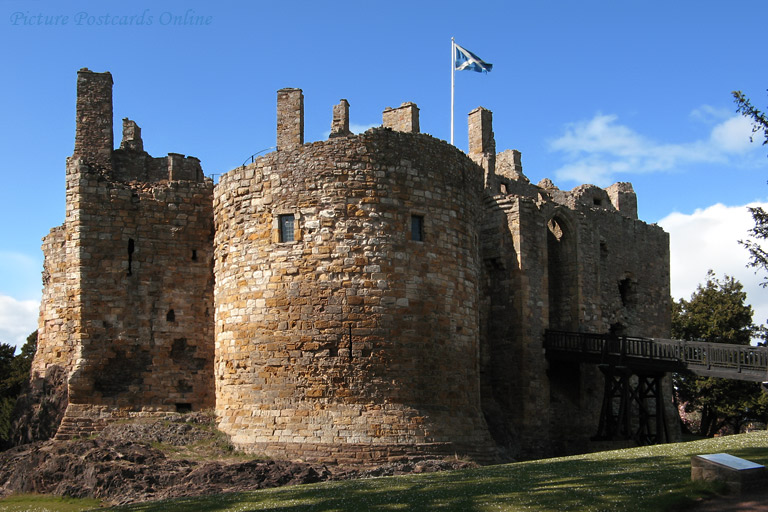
[544,331,768,382]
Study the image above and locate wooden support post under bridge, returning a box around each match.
[544,330,768,446]
[593,364,669,445]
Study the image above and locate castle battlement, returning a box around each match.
[27,70,673,463]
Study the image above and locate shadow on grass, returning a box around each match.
[102,454,723,512]
[81,432,768,512]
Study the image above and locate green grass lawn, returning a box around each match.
[2,431,767,512]
[0,494,101,512]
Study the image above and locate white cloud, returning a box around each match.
[710,115,759,153]
[549,110,761,185]
[0,295,39,351]
[689,105,731,124]
[550,114,647,157]
[319,122,378,140]
[658,202,768,327]
[350,123,377,134]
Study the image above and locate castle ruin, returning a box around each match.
[29,69,673,462]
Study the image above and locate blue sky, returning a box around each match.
[1,0,767,348]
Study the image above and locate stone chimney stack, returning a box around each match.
[120,118,144,152]
[74,68,114,170]
[468,107,494,155]
[277,88,304,151]
[496,150,528,182]
[468,107,495,184]
[330,99,352,138]
[382,102,420,133]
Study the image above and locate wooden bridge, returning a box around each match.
[544,330,768,382]
[544,330,768,445]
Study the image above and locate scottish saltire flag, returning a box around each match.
[454,42,493,73]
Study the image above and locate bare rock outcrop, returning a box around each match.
[10,365,68,446]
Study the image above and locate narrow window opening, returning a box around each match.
[600,240,608,259]
[618,278,632,307]
[411,215,424,242]
[191,249,197,261]
[279,214,295,243]
[166,309,176,322]
[127,238,135,276]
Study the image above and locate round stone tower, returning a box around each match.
[213,99,495,462]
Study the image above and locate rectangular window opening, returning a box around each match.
[279,214,295,243]
[411,215,424,242]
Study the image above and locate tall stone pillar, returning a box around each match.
[277,88,304,150]
[74,68,114,171]
[330,99,352,137]
[468,107,495,186]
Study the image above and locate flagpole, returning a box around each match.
[450,37,455,146]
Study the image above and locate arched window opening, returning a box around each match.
[547,215,578,331]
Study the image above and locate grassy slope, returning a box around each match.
[0,494,101,512]
[2,431,767,512]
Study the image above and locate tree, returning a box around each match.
[734,90,768,285]
[733,90,768,149]
[672,272,768,437]
[0,344,16,446]
[0,331,36,448]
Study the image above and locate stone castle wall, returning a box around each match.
[63,159,214,413]
[34,226,73,376]
[479,173,672,458]
[36,70,215,437]
[213,127,495,462]
[28,68,674,461]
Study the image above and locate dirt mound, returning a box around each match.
[0,437,329,505]
[0,414,475,505]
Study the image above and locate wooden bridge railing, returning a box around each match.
[544,330,768,382]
